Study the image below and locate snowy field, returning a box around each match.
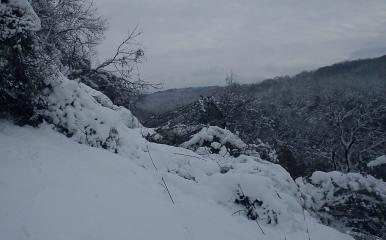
[0,121,352,240]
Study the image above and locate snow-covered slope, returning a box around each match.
[0,123,352,240]
[0,76,353,240]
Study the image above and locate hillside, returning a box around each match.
[1,2,385,239]
[133,86,223,116]
[138,55,386,178]
[0,76,358,240]
[136,55,386,117]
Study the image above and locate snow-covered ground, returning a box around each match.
[0,76,353,240]
[0,123,353,240]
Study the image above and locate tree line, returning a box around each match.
[144,57,386,178]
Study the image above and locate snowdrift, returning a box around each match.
[0,76,353,240]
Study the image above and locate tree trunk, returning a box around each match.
[345,149,350,172]
[331,149,337,171]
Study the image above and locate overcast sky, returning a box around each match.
[93,0,386,89]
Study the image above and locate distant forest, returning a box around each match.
[137,56,386,178]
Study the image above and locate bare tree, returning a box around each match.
[94,26,154,92]
[32,0,107,69]
[326,93,386,172]
[32,0,158,105]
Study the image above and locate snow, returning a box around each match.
[181,126,247,150]
[309,171,385,195]
[44,74,143,152]
[0,75,354,240]
[0,123,188,240]
[367,155,386,167]
[180,125,278,162]
[297,171,386,208]
[0,122,353,240]
[296,171,386,237]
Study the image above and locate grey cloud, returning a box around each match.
[94,0,386,89]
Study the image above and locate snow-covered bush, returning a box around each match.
[180,125,278,162]
[71,70,136,107]
[0,0,41,40]
[43,74,142,153]
[147,124,204,145]
[246,140,278,163]
[0,0,46,123]
[181,126,246,157]
[297,171,386,239]
[0,0,144,125]
[234,184,279,225]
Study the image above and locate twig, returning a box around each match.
[173,152,206,161]
[147,146,175,205]
[275,191,282,199]
[146,145,158,171]
[162,176,175,205]
[174,152,228,170]
[255,219,265,235]
[302,207,311,240]
[203,149,224,169]
[232,209,247,216]
[237,184,265,235]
